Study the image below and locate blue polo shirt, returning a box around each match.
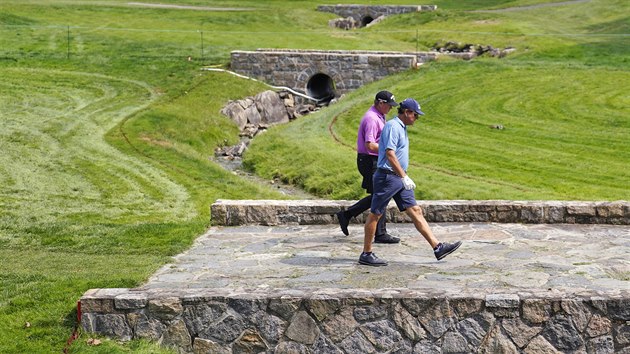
[377,116,409,172]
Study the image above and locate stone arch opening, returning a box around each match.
[361,15,374,27]
[306,73,336,104]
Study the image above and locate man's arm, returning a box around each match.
[386,149,415,190]
[385,149,406,177]
[364,141,378,153]
[362,114,382,153]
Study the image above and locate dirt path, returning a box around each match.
[127,2,255,11]
[472,0,590,12]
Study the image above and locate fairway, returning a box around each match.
[0,40,287,354]
[0,68,198,353]
[246,62,630,201]
[402,63,630,200]
[0,68,195,231]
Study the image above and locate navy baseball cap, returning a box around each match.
[375,91,398,106]
[400,98,424,115]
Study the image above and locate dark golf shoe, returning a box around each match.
[359,252,388,266]
[336,211,350,236]
[434,241,462,260]
[374,233,400,244]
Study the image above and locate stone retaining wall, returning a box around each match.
[230,49,418,98]
[211,200,630,226]
[317,5,438,24]
[81,200,629,352]
[81,288,630,353]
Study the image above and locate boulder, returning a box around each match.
[254,90,290,125]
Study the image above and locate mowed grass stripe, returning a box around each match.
[420,63,627,194]
[249,61,629,201]
[411,149,628,200]
[0,68,195,229]
[411,127,628,199]
[416,125,629,183]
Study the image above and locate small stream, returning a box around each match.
[211,155,320,200]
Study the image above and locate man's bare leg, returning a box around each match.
[405,205,462,260]
[363,212,381,253]
[405,205,439,249]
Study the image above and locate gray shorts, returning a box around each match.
[370,170,417,215]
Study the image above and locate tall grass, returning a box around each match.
[0,0,628,353]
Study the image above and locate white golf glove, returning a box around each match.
[402,175,416,190]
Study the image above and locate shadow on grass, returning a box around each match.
[62,304,80,353]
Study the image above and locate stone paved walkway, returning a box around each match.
[139,223,629,297]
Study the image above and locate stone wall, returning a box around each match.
[317,5,438,25]
[81,288,629,353]
[81,200,629,352]
[211,200,630,226]
[230,49,418,98]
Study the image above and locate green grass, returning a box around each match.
[246,60,629,200]
[0,0,628,352]
[0,63,287,353]
[0,249,172,353]
[245,0,630,201]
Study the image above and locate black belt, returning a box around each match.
[377,168,399,176]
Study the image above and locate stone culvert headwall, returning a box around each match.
[230,49,427,102]
[211,200,630,226]
[318,5,437,29]
[81,288,629,353]
[228,49,516,104]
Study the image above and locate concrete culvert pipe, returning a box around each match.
[306,73,336,104]
[361,16,374,27]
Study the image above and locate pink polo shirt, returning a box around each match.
[356,105,386,156]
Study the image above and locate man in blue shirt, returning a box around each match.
[336,90,399,243]
[359,98,462,266]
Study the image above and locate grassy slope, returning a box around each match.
[0,63,287,353]
[245,0,630,201]
[0,0,628,353]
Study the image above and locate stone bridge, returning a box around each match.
[317,4,437,27]
[230,49,438,102]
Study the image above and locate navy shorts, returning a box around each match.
[370,171,417,215]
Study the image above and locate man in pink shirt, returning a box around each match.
[336,91,400,243]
